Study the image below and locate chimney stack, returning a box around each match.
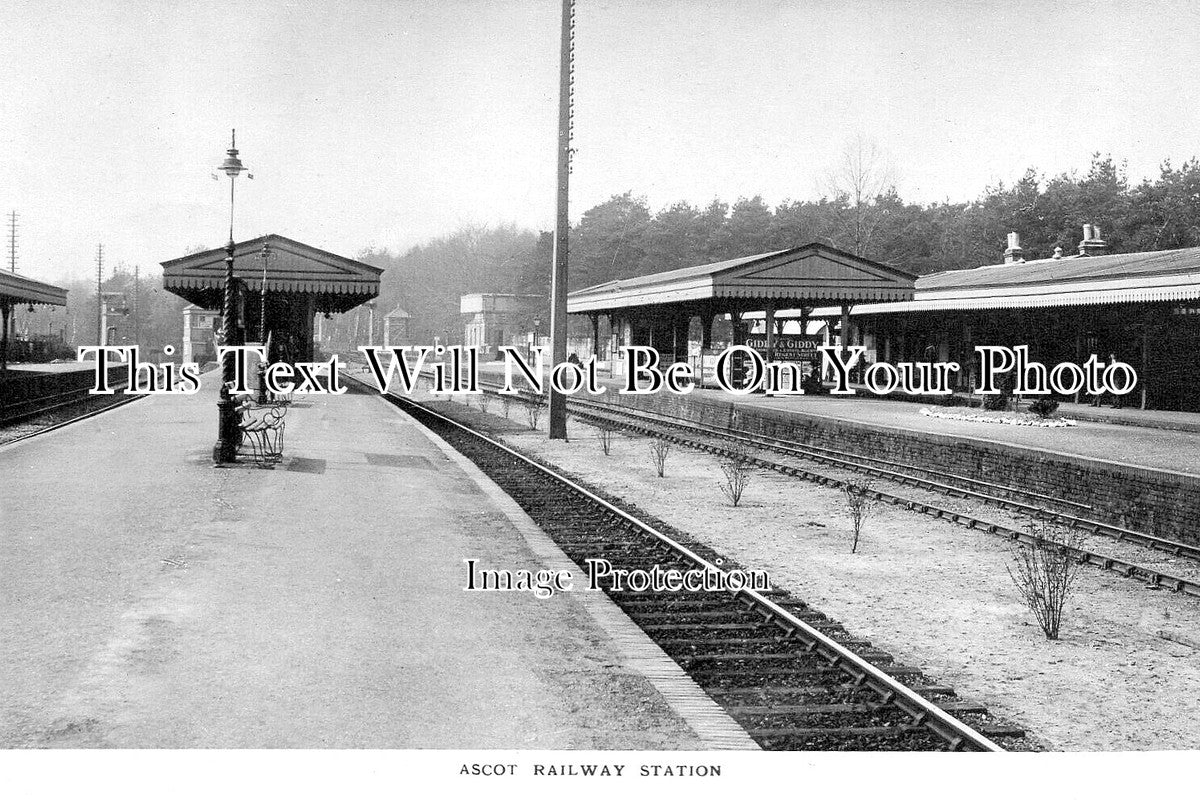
[1078,223,1109,256]
[1004,231,1024,264]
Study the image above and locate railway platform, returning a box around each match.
[477,361,1200,476]
[0,376,750,749]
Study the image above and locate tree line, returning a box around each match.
[362,152,1200,339]
[12,151,1199,358]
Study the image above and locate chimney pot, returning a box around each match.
[1078,222,1109,257]
[1004,231,1024,264]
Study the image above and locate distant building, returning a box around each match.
[182,305,220,365]
[460,293,540,358]
[383,306,412,349]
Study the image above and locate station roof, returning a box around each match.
[567,243,917,314]
[827,246,1200,315]
[161,234,382,313]
[0,271,68,307]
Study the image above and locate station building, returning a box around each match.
[459,293,542,357]
[382,306,412,349]
[567,228,1200,411]
[821,226,1200,411]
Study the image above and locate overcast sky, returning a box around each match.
[3,0,1199,284]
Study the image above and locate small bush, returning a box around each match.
[476,392,493,415]
[525,395,545,430]
[597,421,617,455]
[1027,397,1059,418]
[1007,523,1085,640]
[718,445,754,507]
[648,439,671,478]
[843,481,877,554]
[500,394,514,419]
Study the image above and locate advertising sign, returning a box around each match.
[743,334,823,362]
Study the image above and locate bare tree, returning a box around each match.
[500,393,514,419]
[825,135,897,257]
[1007,523,1086,640]
[476,392,493,415]
[843,480,877,554]
[648,439,671,478]
[718,445,754,507]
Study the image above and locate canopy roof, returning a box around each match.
[0,271,68,307]
[568,243,916,314]
[161,234,382,313]
[820,246,1200,315]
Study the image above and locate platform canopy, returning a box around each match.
[161,233,382,314]
[568,243,916,315]
[0,271,68,308]
[817,245,1200,315]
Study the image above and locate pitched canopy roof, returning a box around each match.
[568,243,916,314]
[0,271,68,307]
[829,246,1200,315]
[161,234,382,313]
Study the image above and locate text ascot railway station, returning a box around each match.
[81,344,1139,399]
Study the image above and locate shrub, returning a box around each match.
[648,439,671,478]
[525,395,545,430]
[476,392,493,415]
[500,394,514,419]
[1006,523,1085,640]
[1027,397,1059,418]
[718,445,754,507]
[843,481,877,554]
[596,421,618,455]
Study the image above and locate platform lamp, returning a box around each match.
[214,129,247,465]
[256,242,272,404]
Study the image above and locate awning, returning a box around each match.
[569,243,916,314]
[161,234,382,313]
[0,271,68,307]
[814,271,1200,315]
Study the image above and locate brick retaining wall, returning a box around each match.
[589,388,1200,546]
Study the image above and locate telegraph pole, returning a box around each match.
[6,211,17,345]
[95,244,104,344]
[133,264,141,350]
[547,0,574,439]
[7,211,17,273]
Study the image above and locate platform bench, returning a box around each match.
[237,396,288,466]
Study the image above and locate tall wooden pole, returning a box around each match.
[548,0,573,439]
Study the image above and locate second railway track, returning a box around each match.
[418,371,1200,599]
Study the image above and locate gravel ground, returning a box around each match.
[440,396,1200,751]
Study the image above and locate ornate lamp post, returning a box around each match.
[256,242,272,403]
[214,129,247,465]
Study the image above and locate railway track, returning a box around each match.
[557,393,1200,563]
[0,386,143,447]
[429,374,1200,599]
[350,374,1019,751]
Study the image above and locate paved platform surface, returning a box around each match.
[0,379,732,748]
[727,393,1200,476]
[477,362,1200,477]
